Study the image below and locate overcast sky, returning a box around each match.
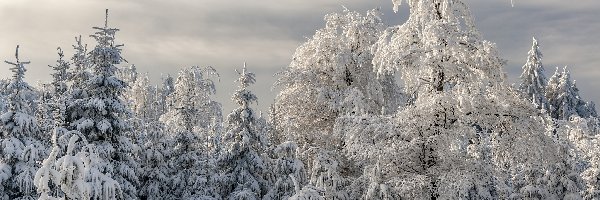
[1,0,599,113]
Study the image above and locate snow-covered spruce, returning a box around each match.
[1,45,47,200]
[62,10,140,200]
[218,64,269,199]
[519,37,549,111]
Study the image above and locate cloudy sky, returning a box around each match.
[1,0,599,113]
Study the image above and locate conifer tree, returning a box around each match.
[0,45,45,199]
[547,67,581,120]
[49,48,71,99]
[137,120,172,200]
[264,141,307,200]
[65,10,139,199]
[519,37,549,111]
[160,66,221,199]
[37,48,72,135]
[219,64,268,199]
[158,74,175,116]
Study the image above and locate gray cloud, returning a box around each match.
[0,1,598,113]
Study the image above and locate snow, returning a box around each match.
[0,1,596,199]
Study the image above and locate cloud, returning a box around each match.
[467,0,600,104]
[0,1,598,113]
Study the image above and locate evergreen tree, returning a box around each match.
[264,141,307,200]
[519,37,549,111]
[160,66,221,137]
[160,66,222,199]
[137,121,172,200]
[219,64,268,199]
[0,45,45,199]
[65,10,139,199]
[158,74,175,116]
[0,80,8,115]
[547,67,583,120]
[49,48,71,99]
[37,48,72,136]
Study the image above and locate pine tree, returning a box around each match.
[0,45,45,199]
[160,66,221,137]
[36,48,72,136]
[157,74,175,116]
[65,10,140,199]
[547,67,580,120]
[0,80,8,115]
[264,141,308,200]
[160,66,222,199]
[219,64,268,199]
[49,48,71,99]
[137,120,172,200]
[519,37,549,111]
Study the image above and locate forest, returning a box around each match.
[1,0,599,200]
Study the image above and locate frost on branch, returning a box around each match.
[272,9,402,180]
[375,0,506,96]
[35,129,123,200]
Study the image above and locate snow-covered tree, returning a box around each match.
[546,67,578,120]
[36,83,55,137]
[272,9,401,179]
[581,139,600,199]
[35,128,124,200]
[264,141,307,200]
[334,1,565,198]
[136,121,172,200]
[0,80,8,115]
[289,183,324,200]
[160,66,222,140]
[219,64,268,199]
[49,48,71,100]
[548,113,600,200]
[68,35,89,95]
[0,45,45,200]
[158,66,221,199]
[308,150,349,199]
[65,10,140,199]
[374,0,507,95]
[36,48,72,136]
[545,67,597,120]
[117,65,138,85]
[123,73,161,133]
[157,74,175,116]
[519,37,549,111]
